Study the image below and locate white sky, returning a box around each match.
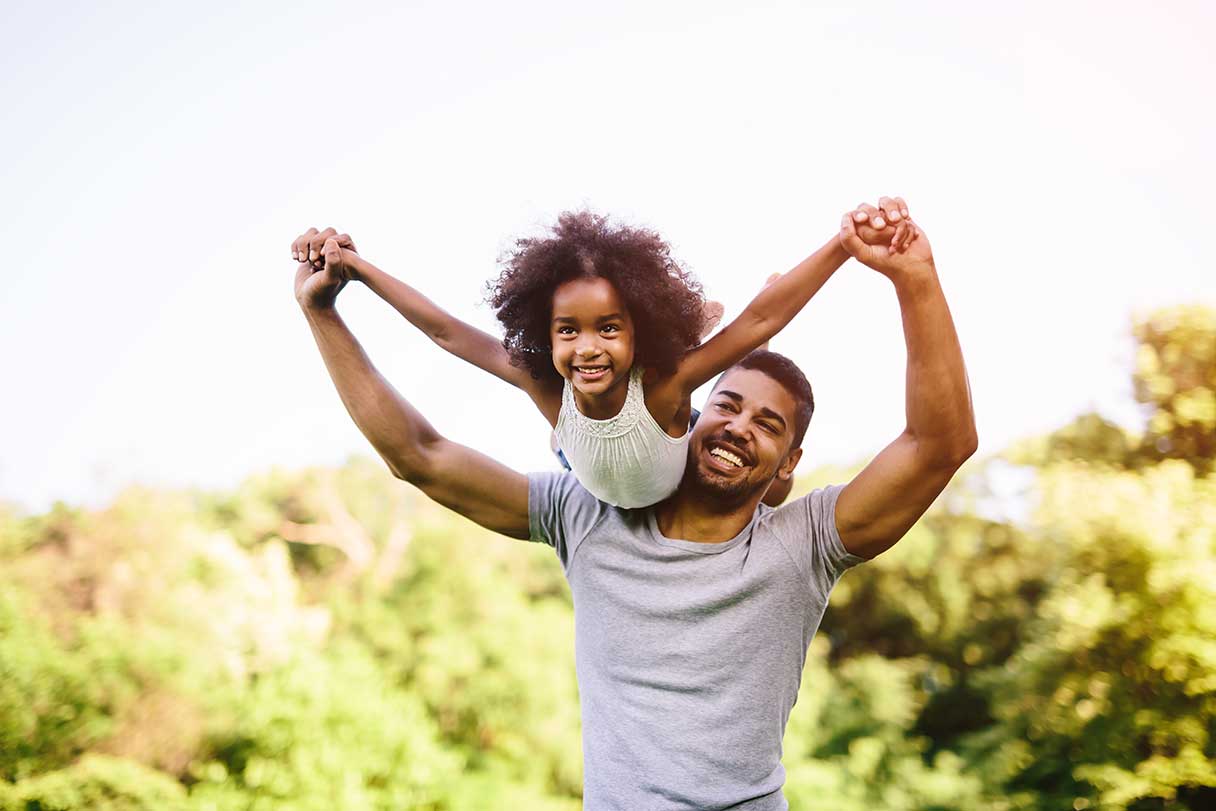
[2,0,1212,512]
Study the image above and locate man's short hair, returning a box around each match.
[725,350,815,449]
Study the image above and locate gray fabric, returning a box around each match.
[528,472,864,811]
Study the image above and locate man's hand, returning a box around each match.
[291,227,358,310]
[294,261,347,310]
[291,227,358,269]
[839,196,933,280]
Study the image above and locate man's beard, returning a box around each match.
[689,453,768,506]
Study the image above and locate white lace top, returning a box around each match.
[553,367,691,508]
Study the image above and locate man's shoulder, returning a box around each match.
[754,483,864,581]
[754,484,845,533]
[528,470,599,509]
[528,471,625,532]
[528,472,637,566]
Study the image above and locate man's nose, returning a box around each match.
[722,418,752,443]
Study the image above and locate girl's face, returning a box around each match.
[550,276,636,398]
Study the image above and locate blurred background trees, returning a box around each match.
[2,305,1213,810]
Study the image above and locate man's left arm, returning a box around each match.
[834,197,978,560]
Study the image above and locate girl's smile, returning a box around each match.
[573,365,611,382]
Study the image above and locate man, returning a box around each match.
[292,197,976,810]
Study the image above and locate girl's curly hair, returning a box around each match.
[487,210,708,382]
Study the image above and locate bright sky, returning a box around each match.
[2,1,1212,512]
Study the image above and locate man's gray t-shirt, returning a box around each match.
[528,472,864,811]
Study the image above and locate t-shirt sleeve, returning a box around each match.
[769,484,866,593]
[528,471,607,571]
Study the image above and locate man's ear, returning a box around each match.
[777,446,802,480]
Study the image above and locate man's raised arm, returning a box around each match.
[291,230,531,539]
[833,198,978,560]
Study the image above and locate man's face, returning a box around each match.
[687,367,802,505]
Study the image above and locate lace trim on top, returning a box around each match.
[560,367,647,439]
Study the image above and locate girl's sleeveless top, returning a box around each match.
[553,367,691,508]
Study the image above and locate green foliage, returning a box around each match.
[0,755,188,811]
[190,642,458,811]
[783,641,987,811]
[1011,304,1215,475]
[0,590,116,781]
[1008,412,1137,469]
[338,508,582,801]
[966,461,1216,809]
[1134,305,1216,471]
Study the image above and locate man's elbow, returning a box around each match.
[959,429,979,463]
[918,426,978,472]
[380,437,442,485]
[941,425,978,469]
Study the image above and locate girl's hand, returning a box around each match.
[849,196,915,250]
[839,196,933,280]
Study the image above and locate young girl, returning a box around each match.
[310,210,906,508]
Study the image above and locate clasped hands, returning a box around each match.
[291,228,360,309]
[839,195,934,278]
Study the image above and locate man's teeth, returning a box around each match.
[710,447,744,467]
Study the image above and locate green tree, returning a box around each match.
[1133,305,1216,472]
[190,642,459,811]
[962,461,1216,810]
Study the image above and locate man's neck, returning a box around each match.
[654,485,765,543]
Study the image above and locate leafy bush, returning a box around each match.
[0,755,188,811]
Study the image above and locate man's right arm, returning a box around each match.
[295,258,531,539]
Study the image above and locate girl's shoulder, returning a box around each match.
[637,365,692,436]
[639,363,688,399]
[640,365,675,387]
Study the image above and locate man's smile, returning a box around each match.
[705,439,752,472]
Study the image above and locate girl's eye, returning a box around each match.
[556,327,576,336]
[601,324,620,334]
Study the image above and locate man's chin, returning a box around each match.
[690,463,764,505]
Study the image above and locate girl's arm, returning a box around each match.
[670,235,851,394]
[346,251,563,424]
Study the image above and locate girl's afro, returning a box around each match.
[487,210,708,381]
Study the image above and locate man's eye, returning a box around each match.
[758,422,778,434]
[715,402,736,412]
